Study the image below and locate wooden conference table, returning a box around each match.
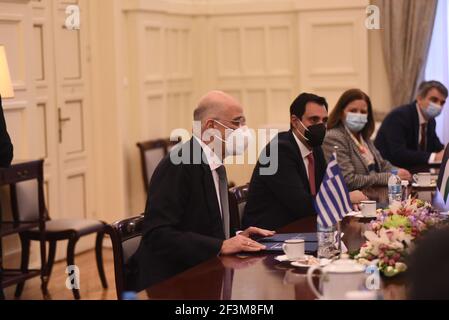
[139,184,447,300]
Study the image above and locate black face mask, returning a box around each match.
[296,121,326,148]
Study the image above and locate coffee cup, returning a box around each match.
[360,200,376,217]
[307,259,366,300]
[282,239,305,260]
[413,173,432,186]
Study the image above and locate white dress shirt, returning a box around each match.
[416,104,437,164]
[292,131,313,178]
[194,136,223,215]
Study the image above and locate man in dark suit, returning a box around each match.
[127,91,274,292]
[0,97,13,167]
[242,93,367,230]
[375,81,447,169]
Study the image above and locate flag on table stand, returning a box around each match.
[437,145,449,204]
[314,153,352,228]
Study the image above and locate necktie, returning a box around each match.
[420,123,427,151]
[307,153,316,196]
[216,165,230,239]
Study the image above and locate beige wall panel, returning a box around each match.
[242,27,265,75]
[144,94,165,137]
[35,102,48,158]
[32,24,45,81]
[217,27,241,77]
[245,89,267,128]
[298,9,369,109]
[267,26,292,75]
[268,88,292,125]
[144,25,163,79]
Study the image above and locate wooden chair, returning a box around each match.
[136,138,181,193]
[228,184,250,232]
[105,215,144,300]
[0,160,47,299]
[12,165,108,300]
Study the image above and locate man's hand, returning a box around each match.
[397,168,412,181]
[220,235,266,255]
[239,226,275,238]
[349,190,368,211]
[435,150,445,163]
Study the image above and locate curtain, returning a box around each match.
[374,0,438,107]
[425,0,449,145]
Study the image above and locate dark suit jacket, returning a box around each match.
[374,102,444,168]
[242,130,326,230]
[0,98,13,167]
[126,138,225,291]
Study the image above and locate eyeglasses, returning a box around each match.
[215,117,246,128]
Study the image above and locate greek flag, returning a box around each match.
[437,145,449,204]
[314,154,352,228]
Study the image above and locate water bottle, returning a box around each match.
[388,169,402,205]
[317,223,336,259]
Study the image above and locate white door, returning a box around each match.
[32,0,95,256]
[52,0,94,224]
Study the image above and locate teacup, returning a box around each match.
[282,239,305,260]
[360,200,377,217]
[306,259,366,300]
[413,173,432,186]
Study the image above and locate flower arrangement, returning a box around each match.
[355,198,446,277]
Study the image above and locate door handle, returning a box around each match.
[58,108,71,143]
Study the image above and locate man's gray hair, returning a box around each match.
[417,80,448,98]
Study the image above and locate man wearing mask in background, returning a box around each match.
[375,81,447,169]
[126,90,274,291]
[243,93,367,230]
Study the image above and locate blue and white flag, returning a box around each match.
[314,154,352,228]
[437,145,449,204]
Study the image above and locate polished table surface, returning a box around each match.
[139,186,447,300]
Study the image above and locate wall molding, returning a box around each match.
[122,0,369,16]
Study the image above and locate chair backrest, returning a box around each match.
[105,214,145,300]
[228,184,250,232]
[0,160,47,223]
[136,138,180,192]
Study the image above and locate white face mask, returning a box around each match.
[214,120,253,156]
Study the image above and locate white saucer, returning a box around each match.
[346,211,363,218]
[290,257,331,268]
[275,254,303,262]
[346,211,376,218]
[412,182,436,188]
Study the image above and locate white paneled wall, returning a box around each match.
[298,8,369,106]
[121,0,372,210]
[0,0,389,243]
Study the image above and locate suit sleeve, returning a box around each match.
[429,120,445,153]
[258,142,315,215]
[0,102,13,167]
[143,160,223,266]
[323,132,389,191]
[380,115,432,166]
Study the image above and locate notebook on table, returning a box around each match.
[256,232,318,253]
[258,232,317,243]
[262,241,318,253]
